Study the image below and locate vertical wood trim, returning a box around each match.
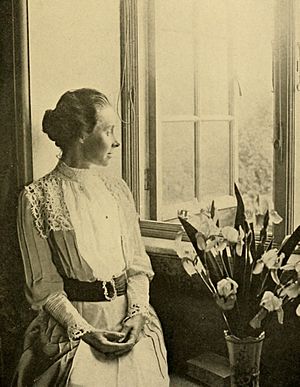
[12,0,33,188]
[273,0,295,241]
[193,1,201,201]
[120,0,140,209]
[286,2,296,233]
[147,0,158,220]
[228,10,236,197]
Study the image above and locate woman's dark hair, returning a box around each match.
[42,88,110,151]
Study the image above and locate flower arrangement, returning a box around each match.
[176,185,300,338]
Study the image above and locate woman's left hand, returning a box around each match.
[105,314,146,359]
[120,314,146,346]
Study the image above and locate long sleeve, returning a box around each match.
[17,190,94,339]
[17,190,64,308]
[118,179,154,318]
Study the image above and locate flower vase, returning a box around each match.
[224,330,265,387]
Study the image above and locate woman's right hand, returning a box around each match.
[82,330,134,356]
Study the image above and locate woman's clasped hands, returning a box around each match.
[82,314,146,358]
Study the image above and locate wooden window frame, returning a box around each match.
[121,0,297,243]
[13,0,297,244]
[12,0,33,188]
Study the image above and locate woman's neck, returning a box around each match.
[61,145,91,169]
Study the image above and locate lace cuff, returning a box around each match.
[44,292,95,341]
[123,303,150,324]
[67,323,95,341]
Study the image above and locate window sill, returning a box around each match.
[143,236,178,257]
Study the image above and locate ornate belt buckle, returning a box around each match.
[102,278,117,301]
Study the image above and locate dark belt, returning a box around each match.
[63,273,127,302]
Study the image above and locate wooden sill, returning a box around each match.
[143,236,189,258]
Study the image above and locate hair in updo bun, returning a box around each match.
[42,88,110,151]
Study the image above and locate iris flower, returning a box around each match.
[195,213,220,252]
[221,225,245,256]
[217,277,238,298]
[253,249,284,284]
[260,291,284,323]
[279,255,300,302]
[281,254,300,275]
[215,277,238,311]
[255,195,283,225]
[175,231,196,260]
[279,282,300,299]
[175,231,206,277]
[250,291,284,328]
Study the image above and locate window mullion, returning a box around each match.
[120,0,140,209]
[273,0,295,242]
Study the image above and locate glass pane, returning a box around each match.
[150,0,275,224]
[196,0,230,115]
[198,121,230,198]
[160,122,195,221]
[157,31,194,116]
[28,0,121,179]
[232,0,275,208]
[156,1,194,116]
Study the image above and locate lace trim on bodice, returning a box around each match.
[25,172,73,238]
[24,161,135,239]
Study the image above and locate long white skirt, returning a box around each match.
[68,295,169,387]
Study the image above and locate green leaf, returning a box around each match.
[178,216,204,260]
[234,183,246,231]
[210,200,215,219]
[279,225,300,264]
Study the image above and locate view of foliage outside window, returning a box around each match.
[154,0,274,221]
[235,1,274,207]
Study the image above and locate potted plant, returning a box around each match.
[175,185,300,386]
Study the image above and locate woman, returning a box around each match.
[14,88,169,386]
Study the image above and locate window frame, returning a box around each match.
[121,0,297,243]
[273,0,295,242]
[14,0,297,244]
[13,0,33,189]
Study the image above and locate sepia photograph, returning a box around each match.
[0,0,300,386]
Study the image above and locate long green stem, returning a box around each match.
[195,268,215,294]
[222,312,232,334]
[257,271,269,297]
[209,249,224,277]
[225,246,234,277]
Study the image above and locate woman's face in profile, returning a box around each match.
[82,105,119,167]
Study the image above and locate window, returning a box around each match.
[122,0,297,243]
[14,0,299,244]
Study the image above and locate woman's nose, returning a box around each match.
[112,138,120,148]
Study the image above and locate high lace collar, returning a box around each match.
[54,160,104,184]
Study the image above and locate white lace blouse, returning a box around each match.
[61,165,126,281]
[18,161,154,338]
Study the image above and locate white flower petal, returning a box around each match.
[269,210,283,225]
[222,226,238,243]
[236,242,243,257]
[277,308,284,324]
[270,270,280,285]
[182,258,197,277]
[217,277,238,298]
[196,233,206,251]
[253,260,264,275]
[280,283,300,299]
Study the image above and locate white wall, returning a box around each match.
[28,0,121,178]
